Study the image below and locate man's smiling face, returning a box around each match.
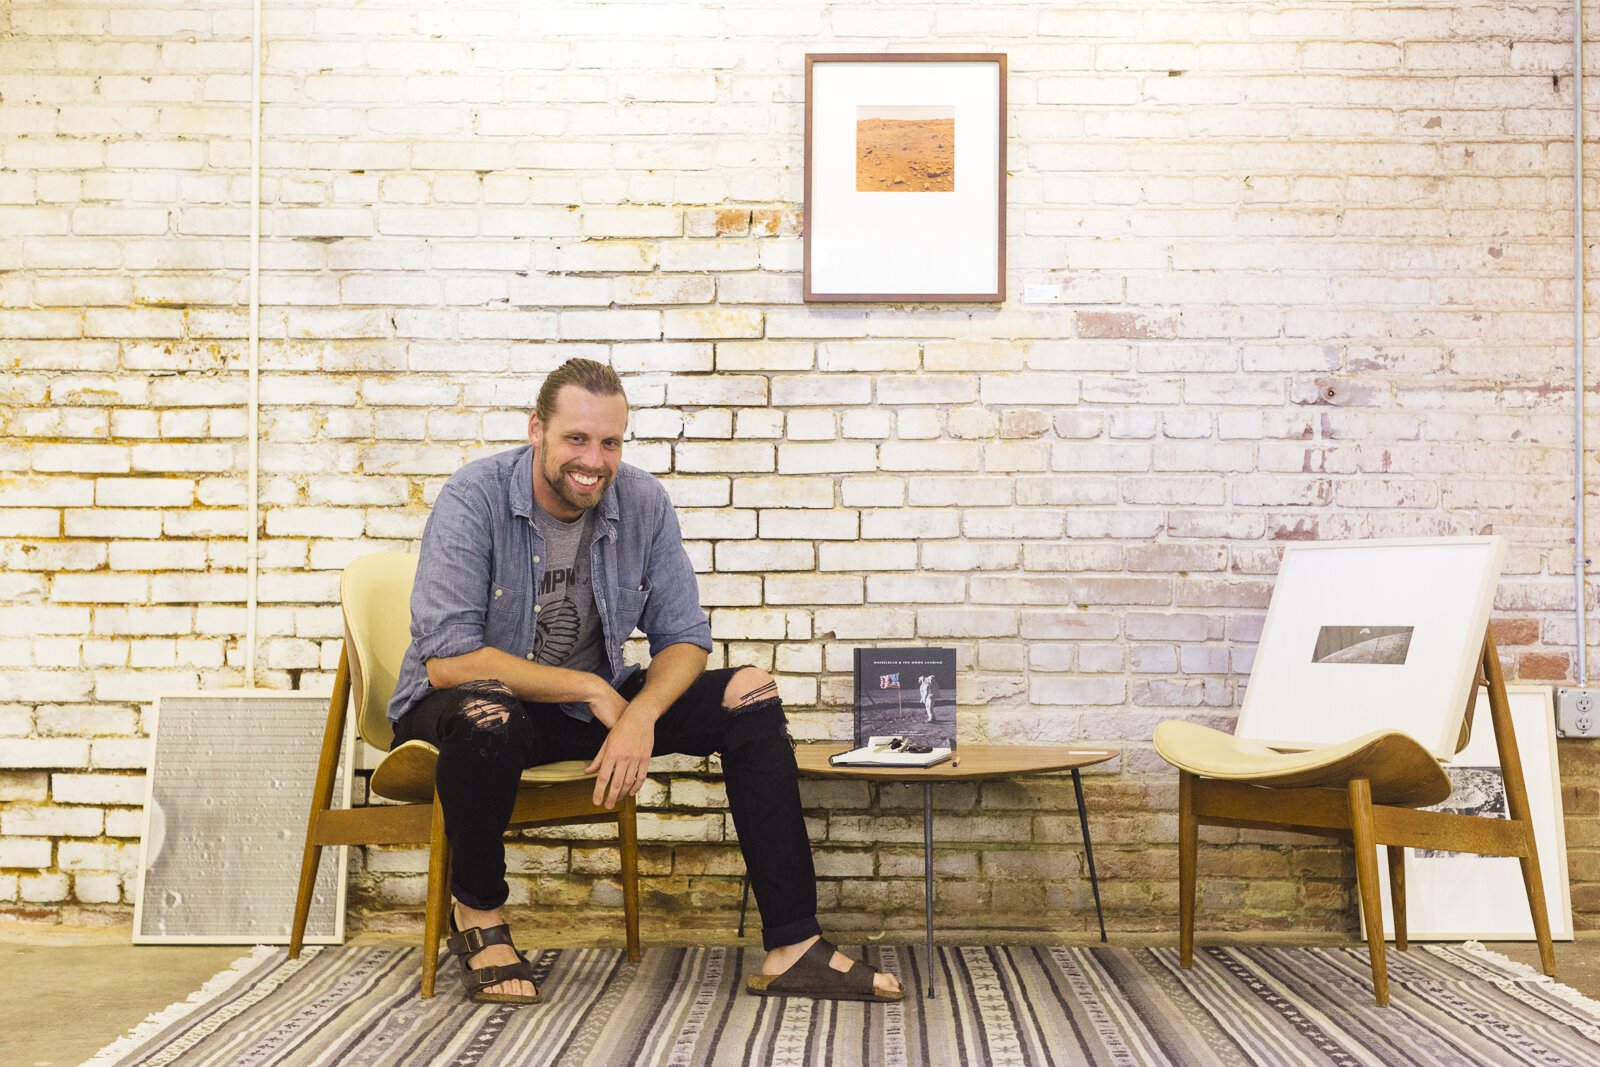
[528,384,628,520]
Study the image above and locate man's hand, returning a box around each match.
[586,704,656,809]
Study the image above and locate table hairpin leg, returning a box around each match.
[736,873,750,939]
[924,781,936,997]
[1073,768,1107,942]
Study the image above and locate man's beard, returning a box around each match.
[538,443,613,513]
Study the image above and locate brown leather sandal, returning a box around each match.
[746,938,905,1002]
[447,913,539,1005]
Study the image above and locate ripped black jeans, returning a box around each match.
[391,666,823,951]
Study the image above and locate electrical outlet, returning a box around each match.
[1557,687,1600,737]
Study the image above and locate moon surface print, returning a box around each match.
[1316,632,1414,665]
[1312,625,1415,665]
[1417,767,1509,859]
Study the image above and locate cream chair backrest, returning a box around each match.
[341,551,420,752]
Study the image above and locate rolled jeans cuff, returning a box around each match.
[451,876,509,913]
[762,914,824,952]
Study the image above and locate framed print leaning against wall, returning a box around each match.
[134,691,351,944]
[1372,685,1573,941]
[804,53,1006,302]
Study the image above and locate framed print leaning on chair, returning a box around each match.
[1372,684,1574,942]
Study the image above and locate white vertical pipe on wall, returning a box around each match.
[245,0,262,686]
[1577,0,1588,683]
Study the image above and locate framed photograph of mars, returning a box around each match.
[804,53,1006,302]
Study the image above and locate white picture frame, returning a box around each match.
[1371,684,1574,941]
[1236,537,1507,761]
[804,53,1006,302]
[133,691,351,945]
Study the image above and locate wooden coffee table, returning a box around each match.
[738,743,1118,997]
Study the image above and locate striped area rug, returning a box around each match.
[88,942,1600,1066]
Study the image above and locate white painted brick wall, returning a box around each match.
[2,0,1593,931]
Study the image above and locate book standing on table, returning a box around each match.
[852,646,956,748]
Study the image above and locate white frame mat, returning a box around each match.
[1236,537,1506,760]
[1373,684,1574,941]
[134,690,351,945]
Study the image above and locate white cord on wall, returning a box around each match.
[245,0,262,686]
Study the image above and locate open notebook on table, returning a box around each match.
[828,735,954,768]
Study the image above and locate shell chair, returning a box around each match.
[289,551,640,996]
[1154,632,1555,1006]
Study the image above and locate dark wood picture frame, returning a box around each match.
[803,53,1007,303]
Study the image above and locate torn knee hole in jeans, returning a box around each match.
[726,678,778,714]
[724,681,793,747]
[455,679,516,734]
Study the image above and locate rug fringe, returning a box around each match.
[82,944,292,1066]
[1452,941,1600,1019]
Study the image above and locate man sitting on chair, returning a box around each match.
[386,358,903,1004]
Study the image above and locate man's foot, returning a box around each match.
[453,901,537,1000]
[763,935,902,997]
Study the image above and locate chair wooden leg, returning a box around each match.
[1178,772,1198,968]
[1482,635,1557,976]
[289,837,324,961]
[619,797,641,963]
[1516,846,1557,976]
[441,838,452,913]
[1348,778,1389,1006]
[291,648,351,959]
[421,793,450,998]
[1387,845,1407,952]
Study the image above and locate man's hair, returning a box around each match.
[534,358,627,422]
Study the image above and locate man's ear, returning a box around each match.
[527,412,541,445]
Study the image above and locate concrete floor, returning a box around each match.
[3,933,247,1067]
[5,925,1596,1067]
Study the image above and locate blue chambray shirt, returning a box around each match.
[387,445,712,723]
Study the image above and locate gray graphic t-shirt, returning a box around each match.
[532,504,605,676]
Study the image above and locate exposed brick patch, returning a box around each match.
[1491,618,1541,646]
[1516,652,1571,681]
[1074,311,1176,340]
[750,208,796,236]
[714,209,750,236]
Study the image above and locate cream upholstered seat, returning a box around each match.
[370,740,597,804]
[1153,722,1450,807]
[1154,632,1555,1007]
[290,551,640,997]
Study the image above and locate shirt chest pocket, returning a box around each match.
[488,584,525,621]
[611,586,649,638]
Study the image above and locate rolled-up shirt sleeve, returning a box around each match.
[409,481,494,664]
[640,490,713,656]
